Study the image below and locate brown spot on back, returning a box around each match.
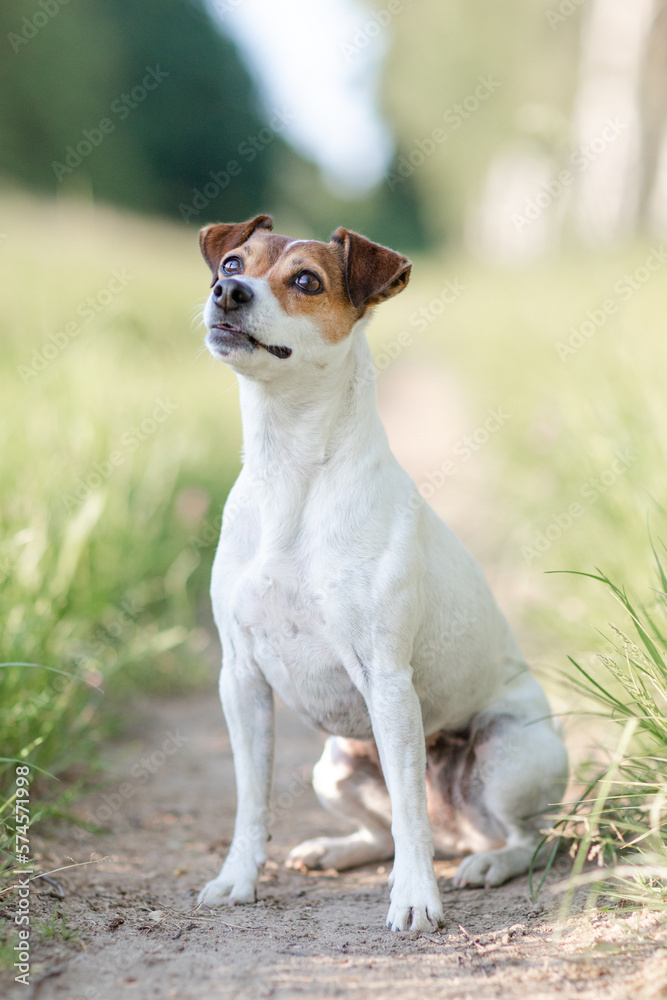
[425,715,516,837]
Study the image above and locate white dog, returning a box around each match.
[197,215,568,932]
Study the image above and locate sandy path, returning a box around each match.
[3,694,664,1000]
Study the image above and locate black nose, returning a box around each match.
[212,278,253,310]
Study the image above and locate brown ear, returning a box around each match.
[331,227,411,309]
[199,214,274,282]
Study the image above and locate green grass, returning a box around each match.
[533,548,667,913]
[1,189,667,889]
[35,907,79,943]
[0,920,16,967]
[1,192,241,850]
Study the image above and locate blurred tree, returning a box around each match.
[0,0,429,249]
[0,0,274,218]
[380,0,582,247]
[638,2,667,230]
[270,142,427,253]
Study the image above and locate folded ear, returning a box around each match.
[331,227,411,309]
[199,214,274,282]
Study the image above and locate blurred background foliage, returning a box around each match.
[0,0,427,249]
[383,0,581,242]
[1,0,667,871]
[0,0,273,217]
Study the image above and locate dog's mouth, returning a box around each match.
[209,323,292,360]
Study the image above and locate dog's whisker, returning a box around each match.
[191,344,209,365]
[215,381,239,398]
[190,300,209,329]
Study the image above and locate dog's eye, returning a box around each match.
[222,256,243,274]
[294,271,322,294]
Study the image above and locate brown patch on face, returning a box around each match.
[331,227,411,308]
[199,215,273,282]
[225,232,293,275]
[267,240,361,344]
[204,222,412,346]
[217,233,362,345]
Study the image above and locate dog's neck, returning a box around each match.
[237,329,389,487]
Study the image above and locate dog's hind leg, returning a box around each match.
[444,711,568,889]
[285,736,394,872]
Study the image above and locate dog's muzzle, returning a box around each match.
[208,278,292,360]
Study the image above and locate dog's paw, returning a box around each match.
[386,874,445,933]
[286,831,394,872]
[198,876,256,906]
[285,836,346,871]
[453,847,530,889]
[197,861,259,907]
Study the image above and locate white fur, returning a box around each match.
[198,271,567,932]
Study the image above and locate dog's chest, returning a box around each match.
[222,552,372,739]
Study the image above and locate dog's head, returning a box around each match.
[200,214,411,377]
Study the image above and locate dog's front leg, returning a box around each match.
[368,670,444,932]
[199,661,274,907]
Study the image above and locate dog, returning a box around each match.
[196,215,568,932]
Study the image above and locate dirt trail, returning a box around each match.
[3,360,665,998]
[3,694,664,1000]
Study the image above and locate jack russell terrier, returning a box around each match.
[197,215,568,932]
